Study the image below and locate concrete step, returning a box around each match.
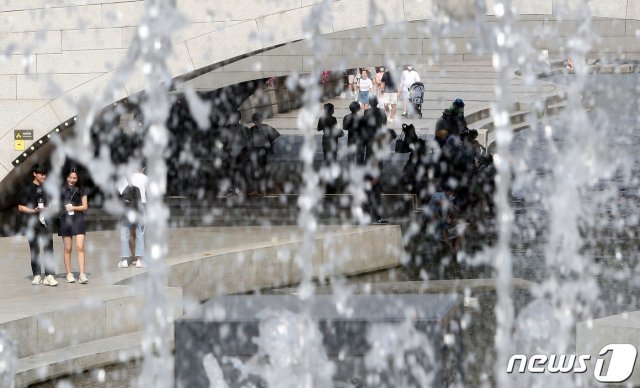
[470,110,530,131]
[88,216,415,231]
[485,121,531,151]
[517,93,567,111]
[0,285,182,360]
[105,194,417,211]
[465,107,492,125]
[16,330,170,387]
[85,194,419,230]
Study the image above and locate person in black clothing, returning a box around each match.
[59,167,89,284]
[435,98,468,138]
[343,101,362,165]
[17,164,57,286]
[399,123,428,195]
[462,129,485,170]
[362,96,390,162]
[221,111,250,195]
[317,103,343,164]
[362,96,396,223]
[469,154,496,216]
[248,112,280,194]
[435,108,457,139]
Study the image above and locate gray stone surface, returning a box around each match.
[576,311,640,386]
[0,225,403,384]
[176,294,463,387]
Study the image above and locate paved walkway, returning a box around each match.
[1,225,349,301]
[6,223,405,385]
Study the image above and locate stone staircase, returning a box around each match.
[84,194,420,231]
[11,285,183,386]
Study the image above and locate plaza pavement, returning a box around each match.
[2,224,404,385]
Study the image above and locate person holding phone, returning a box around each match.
[59,167,89,284]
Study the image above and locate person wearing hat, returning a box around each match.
[435,98,468,138]
[451,98,469,136]
[399,65,421,117]
[451,98,466,120]
[18,164,58,286]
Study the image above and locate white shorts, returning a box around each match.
[384,92,397,105]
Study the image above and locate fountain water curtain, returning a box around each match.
[43,0,183,386]
[3,0,639,386]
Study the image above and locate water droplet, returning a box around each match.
[138,25,150,39]
[97,368,106,382]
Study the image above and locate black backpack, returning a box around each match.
[120,180,142,212]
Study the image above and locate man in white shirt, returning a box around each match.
[399,65,421,117]
[117,164,148,268]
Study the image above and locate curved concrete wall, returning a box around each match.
[0,0,639,184]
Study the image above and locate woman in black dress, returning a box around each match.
[59,168,89,284]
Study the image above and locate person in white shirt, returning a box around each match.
[357,69,374,109]
[399,65,421,117]
[117,164,148,268]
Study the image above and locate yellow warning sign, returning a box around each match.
[14,130,32,151]
[14,130,33,140]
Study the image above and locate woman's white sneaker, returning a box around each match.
[31,275,42,285]
[43,275,58,286]
[65,273,76,283]
[118,260,129,268]
[79,273,88,284]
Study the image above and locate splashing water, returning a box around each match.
[249,309,335,388]
[6,0,640,386]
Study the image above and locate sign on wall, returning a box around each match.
[14,130,33,151]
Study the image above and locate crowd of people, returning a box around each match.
[347,65,421,120]
[16,65,499,285]
[400,98,496,257]
[326,69,498,253]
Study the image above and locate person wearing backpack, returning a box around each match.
[117,164,148,268]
